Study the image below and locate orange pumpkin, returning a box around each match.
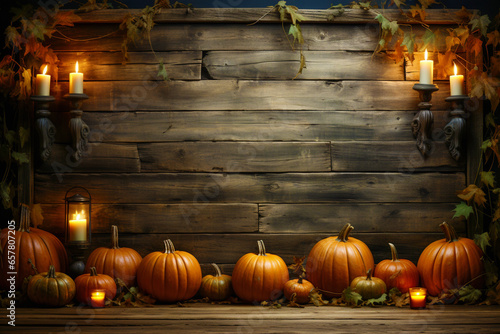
[374,243,419,293]
[199,263,233,301]
[232,240,289,303]
[306,223,374,298]
[417,222,485,296]
[137,239,202,303]
[75,267,117,305]
[284,277,314,304]
[85,225,142,288]
[0,205,67,290]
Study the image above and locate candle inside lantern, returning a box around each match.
[409,287,427,309]
[36,65,51,96]
[90,290,105,308]
[450,63,464,96]
[419,49,434,85]
[68,210,87,242]
[69,61,83,94]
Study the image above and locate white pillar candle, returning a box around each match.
[419,49,433,85]
[68,211,87,242]
[450,63,464,96]
[36,65,51,96]
[69,61,84,94]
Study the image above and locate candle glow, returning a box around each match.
[409,287,427,309]
[68,210,87,242]
[36,65,51,96]
[90,290,105,308]
[69,61,84,94]
[450,63,464,96]
[419,49,434,85]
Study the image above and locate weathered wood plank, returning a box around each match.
[139,142,331,172]
[38,203,258,234]
[203,51,403,80]
[34,172,464,204]
[331,141,463,171]
[36,143,140,173]
[51,80,451,112]
[85,232,445,264]
[79,110,452,143]
[56,51,202,81]
[259,203,465,233]
[69,8,472,25]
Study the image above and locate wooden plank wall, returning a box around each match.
[34,9,472,274]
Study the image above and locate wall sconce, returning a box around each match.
[65,186,91,278]
[64,93,89,162]
[444,95,468,161]
[411,83,439,156]
[31,95,56,162]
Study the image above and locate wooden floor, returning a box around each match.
[1,304,500,333]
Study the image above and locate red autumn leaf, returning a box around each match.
[52,10,81,27]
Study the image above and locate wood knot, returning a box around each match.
[265,183,280,192]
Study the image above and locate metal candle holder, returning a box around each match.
[31,95,56,162]
[64,93,89,162]
[444,95,468,161]
[411,83,439,156]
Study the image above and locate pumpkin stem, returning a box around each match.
[111,225,120,249]
[388,243,400,262]
[19,204,31,232]
[336,223,353,242]
[257,240,267,256]
[164,239,176,254]
[440,222,459,242]
[211,263,222,277]
[90,267,98,276]
[366,268,373,280]
[298,276,303,284]
[47,265,56,278]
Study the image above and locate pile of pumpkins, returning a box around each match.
[0,206,486,307]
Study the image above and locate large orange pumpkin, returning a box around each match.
[306,223,374,298]
[374,243,419,293]
[137,239,202,303]
[84,225,142,288]
[0,205,67,290]
[75,267,117,305]
[232,240,289,303]
[417,222,485,296]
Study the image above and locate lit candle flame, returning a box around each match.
[42,65,48,75]
[75,61,79,73]
[453,63,457,76]
[424,49,428,61]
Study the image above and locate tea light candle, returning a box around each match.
[68,211,87,242]
[409,287,427,309]
[36,65,51,96]
[450,63,464,96]
[90,290,105,308]
[69,61,83,94]
[420,49,433,85]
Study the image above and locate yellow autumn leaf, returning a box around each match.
[457,184,487,207]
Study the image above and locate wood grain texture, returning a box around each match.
[78,110,453,143]
[331,141,463,171]
[34,172,464,204]
[259,203,465,233]
[50,80,451,112]
[139,142,331,172]
[36,143,140,173]
[203,51,403,80]
[56,51,202,81]
[38,203,258,234]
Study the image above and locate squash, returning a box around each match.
[284,277,314,304]
[84,225,142,288]
[232,240,289,303]
[306,223,374,298]
[199,263,233,301]
[0,204,67,290]
[374,243,419,293]
[27,265,76,307]
[137,239,202,303]
[417,222,485,296]
[350,269,387,300]
[75,267,117,305]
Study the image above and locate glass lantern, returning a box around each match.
[65,186,91,246]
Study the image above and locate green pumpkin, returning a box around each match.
[27,265,76,307]
[350,268,387,300]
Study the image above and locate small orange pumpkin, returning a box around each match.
[374,243,419,293]
[199,263,233,301]
[75,267,117,305]
[284,277,314,304]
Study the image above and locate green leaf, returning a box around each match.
[452,201,474,219]
[364,293,387,306]
[0,181,12,210]
[5,26,20,49]
[11,151,29,164]
[480,171,495,188]
[458,285,482,304]
[484,258,499,287]
[420,29,437,51]
[470,14,491,37]
[157,62,169,81]
[288,23,304,45]
[402,31,416,55]
[486,112,496,129]
[342,287,363,306]
[474,232,491,253]
[19,126,29,148]
[482,139,492,152]
[4,129,16,146]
